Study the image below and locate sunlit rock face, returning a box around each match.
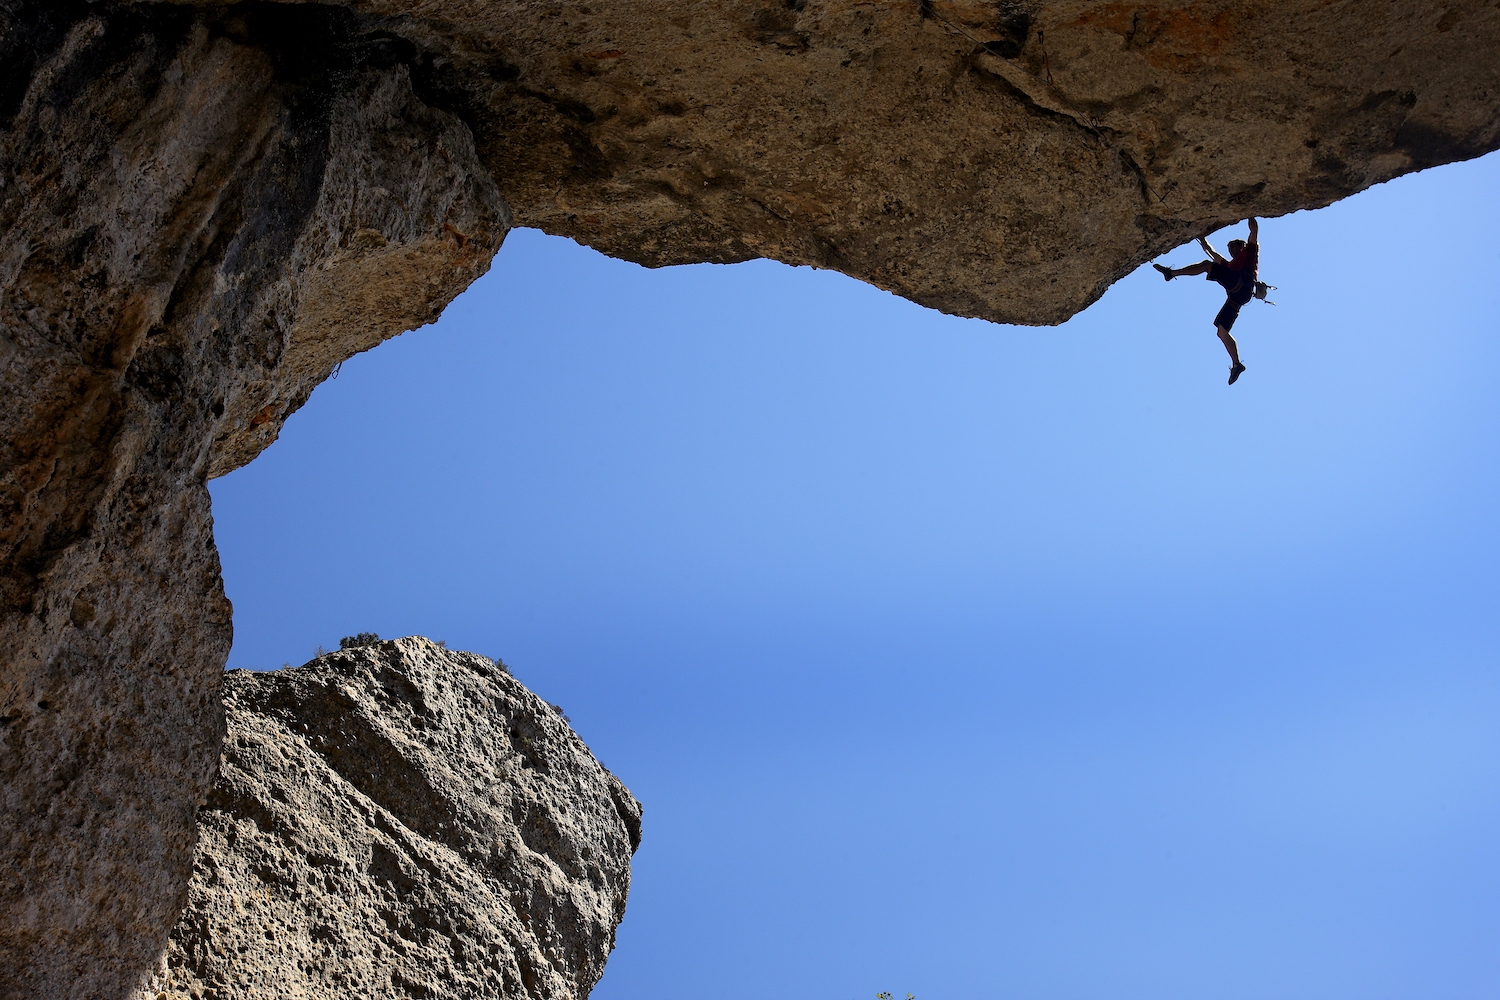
[302,0,1500,323]
[1,1,1497,997]
[130,638,642,1000]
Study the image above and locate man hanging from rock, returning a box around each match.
[1154,217,1259,385]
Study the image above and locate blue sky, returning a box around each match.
[210,151,1500,1000]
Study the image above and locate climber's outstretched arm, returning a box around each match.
[1198,236,1228,264]
[1247,216,1259,247]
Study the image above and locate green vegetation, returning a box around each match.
[339,632,380,649]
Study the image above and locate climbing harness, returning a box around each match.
[1253,281,1277,305]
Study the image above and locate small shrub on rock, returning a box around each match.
[339,632,381,649]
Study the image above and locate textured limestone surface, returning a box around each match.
[132,637,642,1000]
[203,0,1500,324]
[2,0,1499,997]
[0,3,507,996]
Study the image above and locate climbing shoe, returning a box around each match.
[1228,363,1246,385]
[1153,263,1174,281]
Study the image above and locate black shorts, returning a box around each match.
[1207,263,1253,332]
[1214,295,1247,332]
[1208,261,1239,291]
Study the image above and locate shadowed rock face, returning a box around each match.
[130,638,642,1000]
[0,4,507,996]
[1,0,1498,997]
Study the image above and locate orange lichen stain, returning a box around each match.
[1067,4,1241,73]
[249,405,274,428]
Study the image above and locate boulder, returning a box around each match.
[132,638,641,1000]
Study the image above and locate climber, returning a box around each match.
[1153,217,1259,385]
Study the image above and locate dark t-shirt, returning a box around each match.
[1207,242,1258,302]
[1209,260,1254,303]
[1228,243,1258,278]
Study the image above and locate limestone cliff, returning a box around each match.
[1,5,506,996]
[133,637,642,1000]
[1,1,1498,998]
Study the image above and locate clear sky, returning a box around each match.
[210,151,1500,1000]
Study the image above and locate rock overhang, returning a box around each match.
[150,0,1500,327]
[2,2,1499,998]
